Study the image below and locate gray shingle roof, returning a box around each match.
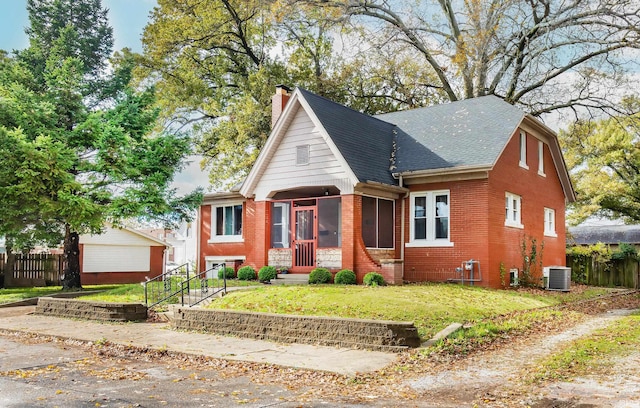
[568,225,640,245]
[299,89,397,185]
[375,95,525,173]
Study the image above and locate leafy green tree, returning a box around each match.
[0,0,201,289]
[140,0,438,188]
[560,97,640,225]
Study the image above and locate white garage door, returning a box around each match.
[83,245,150,273]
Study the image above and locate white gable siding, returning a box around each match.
[83,245,150,272]
[254,106,354,200]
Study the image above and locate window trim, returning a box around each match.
[208,202,244,243]
[544,207,557,237]
[519,131,529,169]
[538,140,546,177]
[505,192,523,229]
[407,190,453,247]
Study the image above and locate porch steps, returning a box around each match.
[270,273,310,285]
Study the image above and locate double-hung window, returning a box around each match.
[544,208,556,237]
[210,203,243,242]
[505,192,523,228]
[408,190,452,247]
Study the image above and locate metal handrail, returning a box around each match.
[143,263,190,308]
[179,264,227,307]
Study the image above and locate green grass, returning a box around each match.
[0,285,120,304]
[528,311,640,383]
[206,283,581,339]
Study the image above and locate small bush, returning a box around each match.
[258,266,277,282]
[237,266,256,281]
[309,267,332,284]
[363,272,385,286]
[218,266,235,279]
[334,269,357,285]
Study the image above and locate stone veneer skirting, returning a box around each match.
[35,297,147,321]
[172,308,421,352]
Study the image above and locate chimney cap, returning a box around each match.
[275,84,292,94]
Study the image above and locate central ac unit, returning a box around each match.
[547,267,571,291]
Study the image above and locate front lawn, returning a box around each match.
[207,283,614,339]
[0,285,120,305]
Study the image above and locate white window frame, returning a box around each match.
[544,207,557,237]
[519,131,529,169]
[407,190,453,247]
[538,140,546,176]
[505,192,523,229]
[209,202,244,243]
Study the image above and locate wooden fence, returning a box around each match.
[566,255,640,289]
[0,253,64,288]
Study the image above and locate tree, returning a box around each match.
[0,0,202,289]
[140,0,438,188]
[559,97,640,224]
[313,0,640,117]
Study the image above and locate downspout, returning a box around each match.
[399,175,408,280]
[196,206,202,274]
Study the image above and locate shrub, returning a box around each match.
[363,272,385,286]
[309,267,332,284]
[334,269,357,285]
[237,266,256,281]
[258,266,277,282]
[218,266,235,279]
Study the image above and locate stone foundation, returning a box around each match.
[316,248,342,269]
[35,297,147,321]
[172,308,420,352]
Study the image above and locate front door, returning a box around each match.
[293,207,316,271]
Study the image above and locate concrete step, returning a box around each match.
[270,273,310,285]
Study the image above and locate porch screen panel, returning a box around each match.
[377,199,394,248]
[362,196,377,247]
[270,202,290,248]
[318,198,341,248]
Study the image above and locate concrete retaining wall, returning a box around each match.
[35,297,147,321]
[172,308,420,352]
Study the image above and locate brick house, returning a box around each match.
[197,86,575,288]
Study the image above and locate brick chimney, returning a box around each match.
[271,84,291,128]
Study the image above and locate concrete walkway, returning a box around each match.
[0,306,397,377]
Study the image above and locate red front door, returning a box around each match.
[293,207,316,271]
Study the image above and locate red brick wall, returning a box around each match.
[487,129,567,287]
[403,179,490,284]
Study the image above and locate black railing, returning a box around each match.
[179,264,227,307]
[144,263,190,308]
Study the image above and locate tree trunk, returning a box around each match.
[62,224,82,290]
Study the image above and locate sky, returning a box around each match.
[0,0,208,194]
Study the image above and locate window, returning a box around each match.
[210,203,243,242]
[408,191,451,247]
[318,198,341,247]
[362,196,394,248]
[296,145,310,165]
[271,202,290,248]
[519,131,528,169]
[538,140,546,176]
[544,208,556,237]
[505,192,523,228]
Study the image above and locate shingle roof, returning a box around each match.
[568,225,640,245]
[375,95,525,173]
[299,88,397,185]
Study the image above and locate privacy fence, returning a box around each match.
[0,253,64,288]
[566,255,639,289]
